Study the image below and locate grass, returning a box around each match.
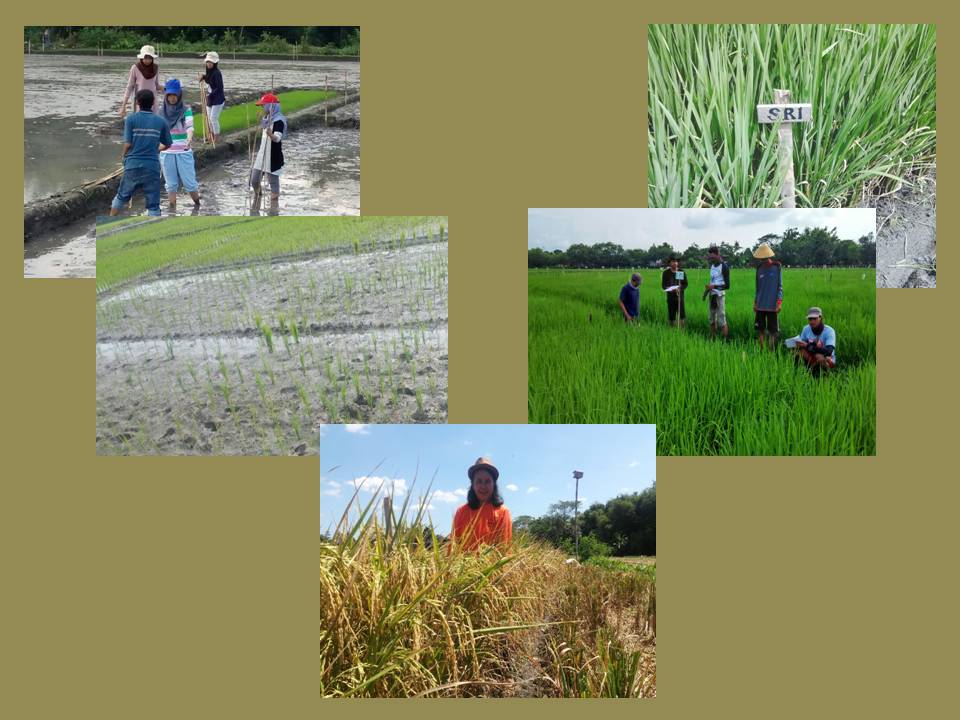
[96,216,445,291]
[192,89,338,138]
[528,268,876,455]
[320,480,656,698]
[648,24,937,208]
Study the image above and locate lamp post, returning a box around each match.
[573,470,584,559]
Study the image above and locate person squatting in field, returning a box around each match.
[704,245,731,340]
[119,45,161,117]
[753,243,783,351]
[197,51,225,144]
[661,257,688,328]
[619,273,642,322]
[451,457,513,551]
[250,93,288,210]
[794,306,837,377]
[159,78,202,211]
[110,90,172,217]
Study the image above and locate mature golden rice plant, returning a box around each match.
[320,477,656,697]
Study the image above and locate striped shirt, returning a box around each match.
[160,108,194,154]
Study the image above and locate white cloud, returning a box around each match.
[349,476,408,495]
[344,424,370,434]
[454,488,467,497]
[431,490,462,503]
[628,460,640,467]
[527,486,540,494]
[505,483,519,492]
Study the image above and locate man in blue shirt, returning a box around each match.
[753,242,783,351]
[795,306,836,376]
[619,273,641,322]
[109,90,172,217]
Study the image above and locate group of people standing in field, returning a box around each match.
[109,44,288,217]
[618,243,838,375]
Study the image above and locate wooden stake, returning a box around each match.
[774,89,796,209]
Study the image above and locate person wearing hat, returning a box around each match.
[704,246,730,340]
[451,457,513,551]
[120,45,162,118]
[753,242,783,350]
[109,89,172,218]
[795,307,836,375]
[618,272,642,322]
[197,51,225,144]
[159,78,201,211]
[250,93,289,209]
[661,256,688,328]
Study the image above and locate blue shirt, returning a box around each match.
[123,111,173,171]
[800,323,836,361]
[755,261,783,311]
[620,283,639,317]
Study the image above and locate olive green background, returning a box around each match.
[5,2,956,716]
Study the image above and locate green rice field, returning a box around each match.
[528,267,876,455]
[648,24,936,208]
[192,89,338,138]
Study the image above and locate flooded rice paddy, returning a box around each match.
[96,239,447,455]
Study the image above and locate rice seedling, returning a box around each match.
[320,481,655,698]
[528,267,875,455]
[648,24,936,208]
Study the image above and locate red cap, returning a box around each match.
[255,93,279,105]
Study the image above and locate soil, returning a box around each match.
[96,239,448,455]
[862,164,937,288]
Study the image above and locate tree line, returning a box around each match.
[25,27,360,55]
[529,226,876,269]
[514,485,656,558]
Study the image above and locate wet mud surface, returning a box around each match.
[25,114,359,278]
[863,165,937,289]
[96,240,447,455]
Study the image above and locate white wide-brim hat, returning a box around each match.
[204,51,220,64]
[138,45,157,59]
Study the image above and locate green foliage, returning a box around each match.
[193,90,336,138]
[529,268,876,455]
[96,216,444,291]
[560,534,612,561]
[648,24,936,208]
[530,226,876,269]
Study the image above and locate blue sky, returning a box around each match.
[320,424,656,535]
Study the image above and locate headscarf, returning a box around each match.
[136,59,158,80]
[161,87,186,131]
[260,102,288,137]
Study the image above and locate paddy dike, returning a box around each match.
[25,92,360,241]
[96,240,448,455]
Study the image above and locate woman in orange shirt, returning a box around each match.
[451,457,513,550]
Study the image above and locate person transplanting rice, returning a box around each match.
[196,51,225,144]
[159,78,201,212]
[250,93,288,211]
[109,89,171,218]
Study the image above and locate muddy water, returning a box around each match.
[24,53,359,200]
[96,241,448,455]
[24,117,360,278]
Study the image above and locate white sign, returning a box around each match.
[756,103,813,123]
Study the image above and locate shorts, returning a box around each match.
[111,166,162,216]
[160,150,199,193]
[755,310,779,334]
[667,292,685,322]
[709,294,726,327]
[250,169,280,194]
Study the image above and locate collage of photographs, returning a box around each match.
[21,22,936,700]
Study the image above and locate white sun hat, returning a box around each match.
[137,45,157,59]
[204,51,220,64]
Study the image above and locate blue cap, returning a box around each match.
[164,78,181,95]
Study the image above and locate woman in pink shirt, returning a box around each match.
[119,45,162,118]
